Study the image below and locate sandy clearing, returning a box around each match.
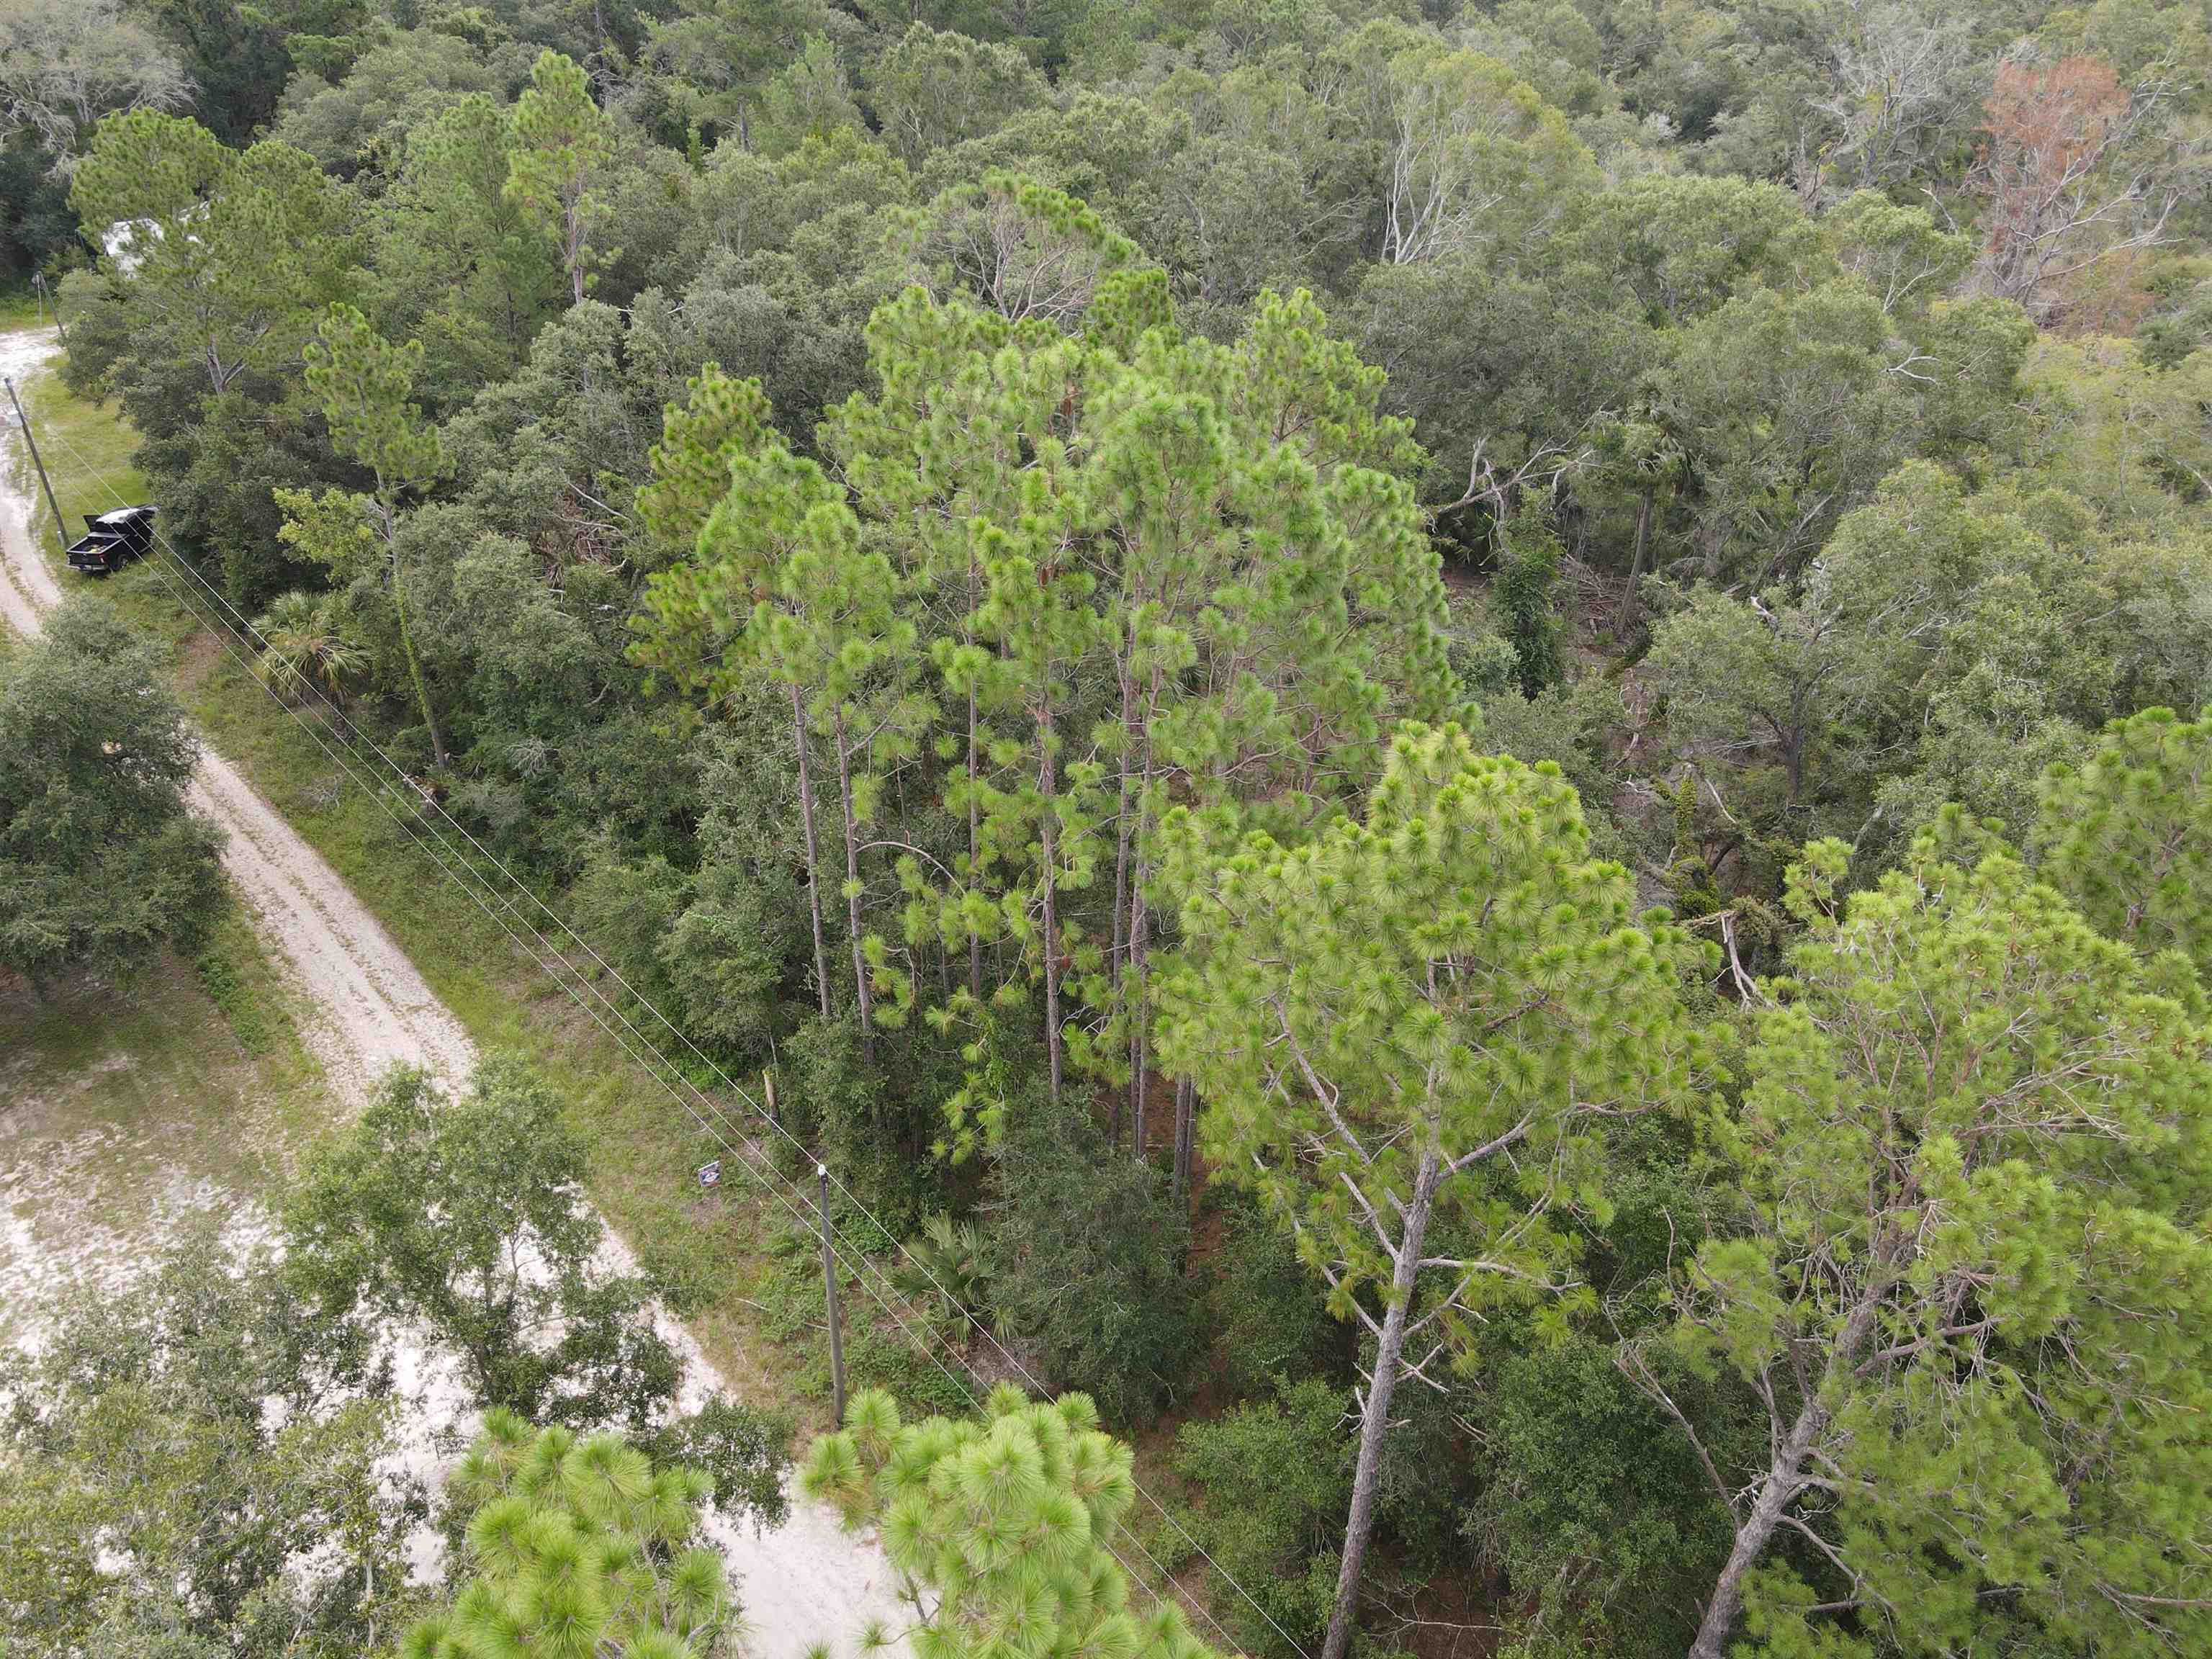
[1,327,912,1659]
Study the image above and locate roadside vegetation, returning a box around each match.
[5,1,2212,1657]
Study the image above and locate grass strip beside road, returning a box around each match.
[4,351,897,1425]
[7,354,150,557]
[6,338,1213,1616]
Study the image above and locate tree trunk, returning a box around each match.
[1172,1075,1195,1203]
[1125,661,1161,1156]
[1131,1010,1148,1156]
[1128,858,1149,1156]
[1105,634,1140,1147]
[791,683,832,1021]
[1321,1149,1439,1659]
[387,531,447,768]
[831,706,874,1051]
[1112,647,1136,990]
[1690,1279,1887,1659]
[966,680,983,1005]
[565,202,588,305]
[1688,1396,1825,1659]
[1038,713,1064,1102]
[1618,482,1655,634]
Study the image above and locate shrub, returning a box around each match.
[1206,1192,1349,1399]
[985,1092,1202,1424]
[1172,1377,1353,1658]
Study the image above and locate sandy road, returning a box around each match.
[1,328,912,1658]
[1,328,472,1107]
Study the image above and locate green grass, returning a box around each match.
[150,589,829,1414]
[6,359,150,559]
[0,287,50,333]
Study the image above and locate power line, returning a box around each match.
[34,414,1267,1638]
[116,533,1193,1641]
[27,412,1304,1657]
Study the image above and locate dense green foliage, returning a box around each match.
[1172,1379,1352,1655]
[12,0,2212,1653]
[0,1226,420,1659]
[282,1054,795,1535]
[2035,704,2212,974]
[804,1385,1223,1659]
[1646,835,2212,1658]
[286,1057,688,1431]
[405,1415,740,1659]
[1159,721,1711,1658]
[0,596,225,987]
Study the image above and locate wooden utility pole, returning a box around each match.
[4,377,69,551]
[817,1163,846,1425]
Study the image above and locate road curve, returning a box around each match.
[0,326,912,1659]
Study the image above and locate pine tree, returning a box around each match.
[2033,704,2212,975]
[1156,722,1709,1659]
[72,112,356,394]
[1635,834,2212,1659]
[817,279,1460,1161]
[801,1385,1222,1659]
[752,457,932,1053]
[631,365,843,1020]
[380,94,567,387]
[302,301,449,765]
[634,365,773,573]
[403,1413,737,1659]
[636,436,932,1043]
[505,50,613,306]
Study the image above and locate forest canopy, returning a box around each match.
[7,1,2212,1656]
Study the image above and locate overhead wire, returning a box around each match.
[29,411,1306,1658]
[111,525,1200,1645]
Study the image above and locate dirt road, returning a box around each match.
[2,330,474,1104]
[1,328,912,1658]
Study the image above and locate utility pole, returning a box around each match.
[817,1163,847,1425]
[4,377,69,552]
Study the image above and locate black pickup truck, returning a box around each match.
[65,505,158,575]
